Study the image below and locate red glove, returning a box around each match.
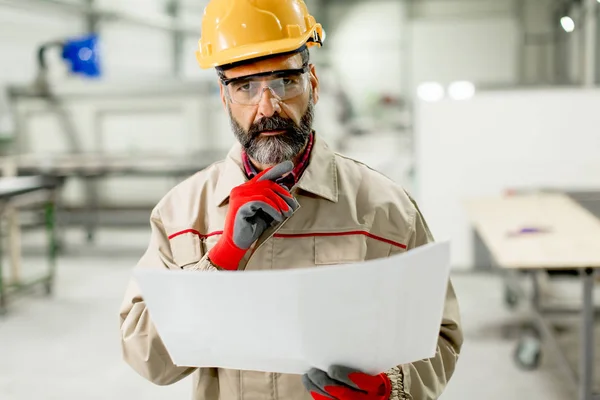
[302,366,391,400]
[208,161,299,271]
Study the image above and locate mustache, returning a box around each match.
[248,115,296,138]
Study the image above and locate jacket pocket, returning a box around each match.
[169,231,202,268]
[314,233,368,265]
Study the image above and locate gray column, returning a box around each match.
[583,0,597,86]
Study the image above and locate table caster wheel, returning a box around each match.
[514,335,542,370]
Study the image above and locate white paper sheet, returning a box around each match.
[134,241,451,376]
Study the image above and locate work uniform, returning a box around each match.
[119,134,463,400]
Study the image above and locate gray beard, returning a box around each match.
[246,135,300,166]
[228,95,314,165]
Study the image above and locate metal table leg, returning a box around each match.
[84,175,100,243]
[516,269,597,397]
[44,196,57,295]
[7,205,21,285]
[0,215,5,315]
[580,268,595,400]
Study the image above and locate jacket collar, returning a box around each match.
[214,133,338,207]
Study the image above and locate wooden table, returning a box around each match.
[465,192,600,400]
[0,175,62,314]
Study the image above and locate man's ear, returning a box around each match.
[309,64,320,104]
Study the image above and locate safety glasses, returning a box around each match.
[221,65,310,105]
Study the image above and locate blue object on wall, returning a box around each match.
[61,34,102,78]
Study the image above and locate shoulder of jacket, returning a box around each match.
[335,152,416,204]
[153,159,226,216]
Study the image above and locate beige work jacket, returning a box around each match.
[119,134,463,400]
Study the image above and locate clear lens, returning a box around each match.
[226,71,308,105]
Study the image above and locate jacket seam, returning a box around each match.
[275,231,406,249]
[333,152,396,185]
[168,229,221,240]
[239,370,243,400]
[272,373,278,400]
[332,154,338,199]
[403,205,418,252]
[154,159,225,212]
[167,229,408,250]
[399,366,408,400]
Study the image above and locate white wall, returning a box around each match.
[409,0,522,91]
[410,17,520,91]
[415,88,600,269]
[411,0,516,18]
[0,5,85,85]
[327,1,408,114]
[100,21,173,79]
[325,0,522,114]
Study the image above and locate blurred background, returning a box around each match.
[0,0,599,399]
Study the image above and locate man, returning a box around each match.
[119,0,463,399]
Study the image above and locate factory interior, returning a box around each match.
[1,0,600,399]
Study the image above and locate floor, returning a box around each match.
[0,228,596,400]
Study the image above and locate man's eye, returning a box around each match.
[282,78,299,86]
[235,83,251,92]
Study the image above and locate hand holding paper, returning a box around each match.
[302,365,391,400]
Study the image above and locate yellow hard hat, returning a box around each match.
[196,0,324,69]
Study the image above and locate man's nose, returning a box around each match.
[256,87,282,119]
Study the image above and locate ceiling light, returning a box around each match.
[417,82,444,102]
[561,16,575,33]
[448,81,476,100]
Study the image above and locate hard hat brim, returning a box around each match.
[196,24,323,70]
